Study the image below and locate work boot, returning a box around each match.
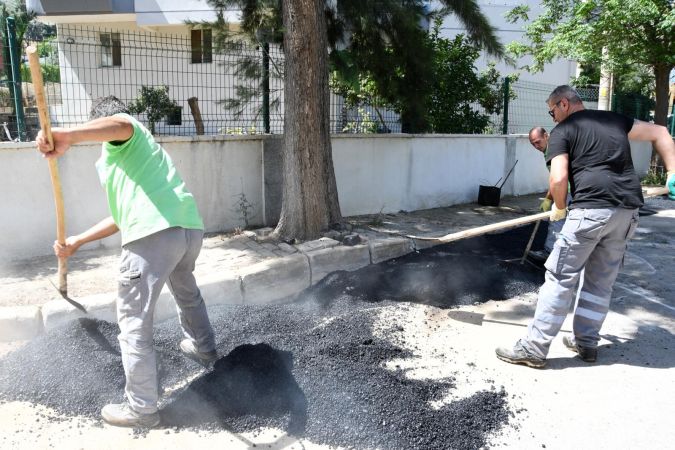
[495,341,546,368]
[179,339,218,367]
[562,335,597,363]
[101,402,160,428]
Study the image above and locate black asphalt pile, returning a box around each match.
[0,317,195,419]
[0,228,541,448]
[161,298,509,449]
[314,226,544,308]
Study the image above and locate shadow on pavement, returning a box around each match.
[160,343,307,434]
[546,325,675,370]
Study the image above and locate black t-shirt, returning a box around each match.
[546,109,643,209]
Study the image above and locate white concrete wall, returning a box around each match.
[0,135,653,262]
[0,135,263,261]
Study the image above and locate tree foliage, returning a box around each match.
[425,21,506,133]
[128,86,180,134]
[505,0,675,124]
[331,19,507,134]
[207,0,504,133]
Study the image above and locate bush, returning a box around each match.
[128,85,179,134]
[19,63,60,83]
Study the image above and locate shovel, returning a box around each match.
[27,46,86,314]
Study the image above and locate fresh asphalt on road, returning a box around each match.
[0,196,673,449]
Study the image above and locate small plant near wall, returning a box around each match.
[232,191,254,229]
[128,85,180,134]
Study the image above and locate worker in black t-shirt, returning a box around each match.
[497,85,675,368]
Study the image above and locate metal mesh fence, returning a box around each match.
[0,24,406,138]
[2,22,668,141]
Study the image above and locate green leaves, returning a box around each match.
[128,86,180,134]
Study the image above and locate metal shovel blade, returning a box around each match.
[48,278,87,313]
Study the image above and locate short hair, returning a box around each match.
[89,96,129,120]
[547,85,582,105]
[529,126,547,138]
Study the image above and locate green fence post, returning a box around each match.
[502,77,510,135]
[262,42,270,134]
[635,100,642,121]
[670,103,675,137]
[6,17,26,141]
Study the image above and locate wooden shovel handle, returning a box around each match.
[27,46,68,295]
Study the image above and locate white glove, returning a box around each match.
[550,204,567,222]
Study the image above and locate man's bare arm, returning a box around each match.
[628,121,675,171]
[549,154,569,209]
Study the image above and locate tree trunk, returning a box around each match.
[653,63,671,127]
[649,63,673,169]
[274,0,342,241]
[597,49,611,111]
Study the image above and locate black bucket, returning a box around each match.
[477,185,501,206]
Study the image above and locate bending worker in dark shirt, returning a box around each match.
[496,85,675,368]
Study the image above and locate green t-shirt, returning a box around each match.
[95,114,204,245]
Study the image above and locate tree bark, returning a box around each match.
[653,63,671,127]
[274,0,342,241]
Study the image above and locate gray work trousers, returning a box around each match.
[544,194,573,253]
[116,227,215,414]
[523,207,639,358]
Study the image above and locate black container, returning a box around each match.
[477,185,501,206]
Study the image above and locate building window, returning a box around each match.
[191,29,212,64]
[100,32,121,67]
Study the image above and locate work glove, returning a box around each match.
[540,198,553,212]
[667,171,675,200]
[550,204,567,222]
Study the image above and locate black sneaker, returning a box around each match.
[562,335,597,362]
[495,342,546,368]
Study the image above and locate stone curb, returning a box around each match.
[0,232,429,342]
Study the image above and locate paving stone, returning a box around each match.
[0,306,43,341]
[368,237,414,264]
[277,242,297,254]
[307,244,371,284]
[253,227,274,237]
[249,248,274,258]
[239,254,310,304]
[244,240,263,250]
[295,237,340,253]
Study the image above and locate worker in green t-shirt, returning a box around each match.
[36,96,216,428]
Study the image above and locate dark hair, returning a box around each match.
[529,126,547,138]
[89,96,130,120]
[547,85,582,105]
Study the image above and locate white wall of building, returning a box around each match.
[0,135,653,262]
[438,0,577,85]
